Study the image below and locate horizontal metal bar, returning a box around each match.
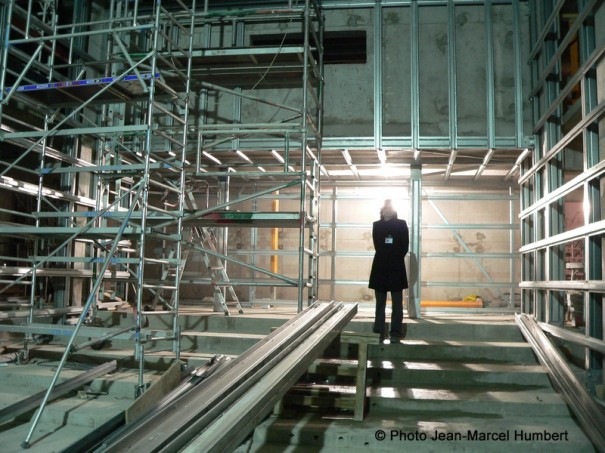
[322,136,528,150]
[31,256,141,264]
[532,37,605,132]
[0,307,83,320]
[0,280,31,285]
[173,180,301,228]
[537,321,605,355]
[519,98,605,184]
[0,176,96,207]
[424,252,518,259]
[424,281,517,288]
[0,323,172,341]
[3,125,149,139]
[178,278,297,287]
[199,123,302,130]
[519,280,605,292]
[40,162,175,175]
[322,0,515,6]
[423,194,517,201]
[519,159,605,219]
[71,326,134,352]
[4,72,158,94]
[200,81,301,114]
[519,219,605,253]
[0,226,144,236]
[186,242,298,286]
[0,266,129,279]
[426,224,518,230]
[8,24,153,45]
[529,0,598,98]
[194,171,305,178]
[0,360,117,426]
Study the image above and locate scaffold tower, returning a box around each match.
[0,0,323,445]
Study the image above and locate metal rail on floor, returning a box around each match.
[96,301,357,452]
[0,360,117,426]
[515,313,605,451]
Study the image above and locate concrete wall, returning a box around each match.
[198,4,531,143]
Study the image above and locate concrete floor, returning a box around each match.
[0,305,597,452]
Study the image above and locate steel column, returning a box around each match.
[409,165,421,318]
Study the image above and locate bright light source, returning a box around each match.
[288,165,295,172]
[342,149,353,166]
[258,166,266,172]
[202,151,221,165]
[306,146,317,161]
[379,164,410,178]
[271,150,285,164]
[377,148,387,164]
[235,150,253,164]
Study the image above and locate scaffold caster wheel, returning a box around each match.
[16,350,29,365]
[21,441,30,449]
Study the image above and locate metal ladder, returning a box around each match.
[149,246,189,311]
[185,192,244,315]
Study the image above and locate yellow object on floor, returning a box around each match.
[421,300,484,308]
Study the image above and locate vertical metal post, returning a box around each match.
[447,0,457,151]
[308,156,318,306]
[509,187,516,308]
[485,0,495,150]
[410,1,420,154]
[540,0,562,325]
[409,164,421,319]
[172,0,196,360]
[512,0,524,148]
[330,187,337,302]
[218,175,230,277]
[135,0,162,396]
[296,2,310,312]
[578,0,603,381]
[373,0,382,152]
[0,1,14,115]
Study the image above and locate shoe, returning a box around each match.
[390,337,401,344]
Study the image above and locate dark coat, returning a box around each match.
[369,217,409,292]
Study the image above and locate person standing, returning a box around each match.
[369,199,409,344]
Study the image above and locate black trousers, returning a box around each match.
[373,290,404,339]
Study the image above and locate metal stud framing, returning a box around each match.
[520,0,604,394]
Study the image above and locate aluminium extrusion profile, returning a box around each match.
[515,313,605,451]
[76,355,232,453]
[98,301,356,452]
[183,302,359,453]
[0,360,117,426]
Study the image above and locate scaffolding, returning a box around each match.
[0,0,323,446]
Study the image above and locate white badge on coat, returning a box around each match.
[385,235,393,244]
